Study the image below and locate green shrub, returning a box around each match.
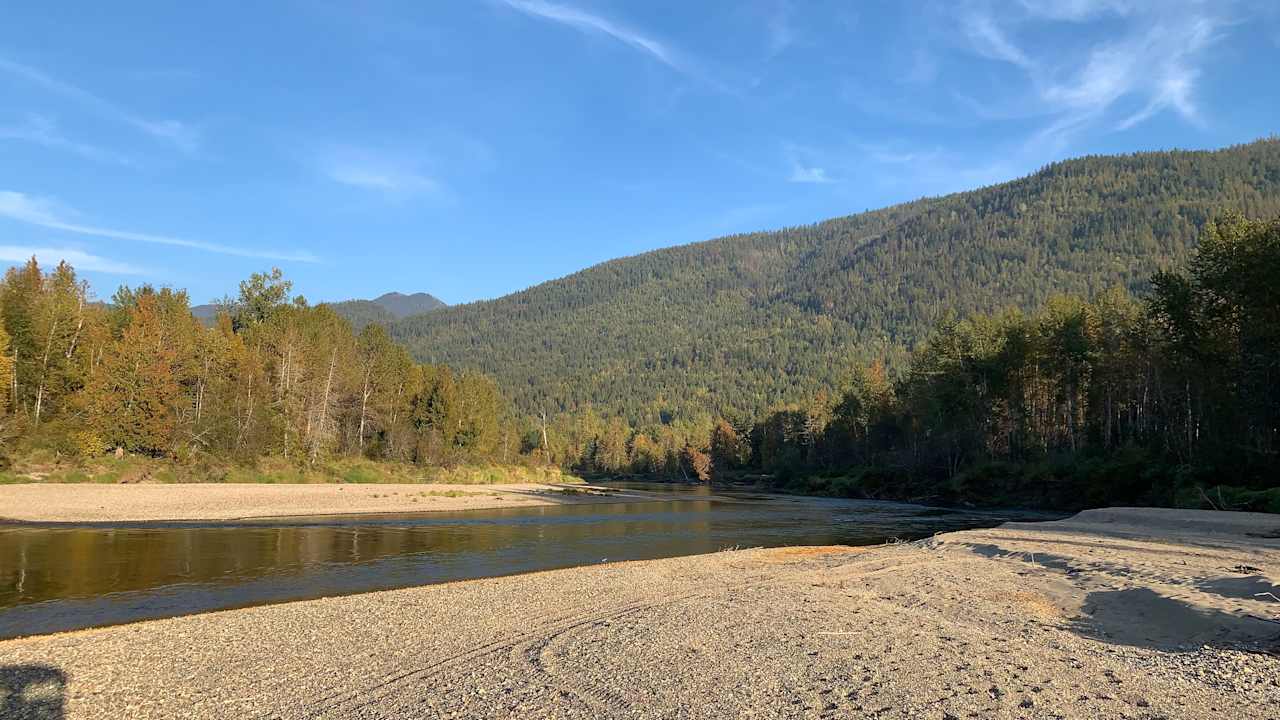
[1200,485,1280,514]
[341,464,382,484]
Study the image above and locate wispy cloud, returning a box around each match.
[785,143,838,184]
[762,0,797,57]
[854,141,1021,197]
[0,191,318,263]
[1041,16,1218,147]
[779,136,1015,198]
[1015,0,1134,22]
[842,81,955,127]
[501,0,688,74]
[0,56,200,152]
[325,163,440,194]
[953,2,1231,151]
[961,12,1034,70]
[858,143,942,167]
[788,164,834,184]
[0,245,144,275]
[316,145,446,197]
[0,113,134,165]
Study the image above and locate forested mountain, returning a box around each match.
[507,213,1280,512]
[370,292,447,318]
[327,292,447,330]
[189,303,221,321]
[390,139,1280,424]
[194,291,446,330]
[708,214,1279,511]
[0,154,1274,512]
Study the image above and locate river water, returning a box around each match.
[0,485,1051,639]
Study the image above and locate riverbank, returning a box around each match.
[0,482,655,523]
[2,508,1277,719]
[0,452,576,487]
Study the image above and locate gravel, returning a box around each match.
[0,483,643,523]
[1,508,1277,719]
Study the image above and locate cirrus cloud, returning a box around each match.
[0,191,318,263]
[0,245,144,275]
[0,56,200,153]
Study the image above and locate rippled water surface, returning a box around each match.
[0,484,1052,638]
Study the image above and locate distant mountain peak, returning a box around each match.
[327,291,447,329]
[367,292,446,317]
[193,291,447,329]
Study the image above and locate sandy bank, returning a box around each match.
[0,482,656,523]
[1,508,1278,719]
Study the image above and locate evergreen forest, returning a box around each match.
[2,141,1278,512]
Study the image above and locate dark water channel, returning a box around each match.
[0,484,1052,639]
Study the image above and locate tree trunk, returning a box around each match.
[34,317,58,424]
[310,348,338,465]
[64,294,84,360]
[234,372,253,453]
[358,366,372,453]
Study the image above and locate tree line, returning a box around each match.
[2,212,1275,512]
[543,214,1280,511]
[391,139,1280,426]
[0,266,515,469]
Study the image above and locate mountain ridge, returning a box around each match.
[192,291,446,328]
[366,291,447,318]
[380,139,1280,422]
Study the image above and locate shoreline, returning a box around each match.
[0,482,688,524]
[1,508,1276,719]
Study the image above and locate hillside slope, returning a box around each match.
[390,139,1280,422]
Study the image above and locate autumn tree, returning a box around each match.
[708,419,747,476]
[0,260,90,423]
[454,371,504,459]
[683,444,712,483]
[592,416,631,474]
[0,323,13,415]
[629,432,662,474]
[352,323,398,455]
[85,291,188,455]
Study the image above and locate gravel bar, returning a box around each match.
[1,508,1278,719]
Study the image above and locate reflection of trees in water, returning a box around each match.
[0,501,722,606]
[0,497,962,637]
[0,664,66,720]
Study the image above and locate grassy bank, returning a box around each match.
[0,451,580,486]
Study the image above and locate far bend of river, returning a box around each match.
[0,484,1055,639]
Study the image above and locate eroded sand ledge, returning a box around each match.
[1,508,1278,719]
[0,482,654,523]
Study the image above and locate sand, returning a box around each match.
[0,482,653,523]
[1,507,1277,719]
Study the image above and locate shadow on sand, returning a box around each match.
[1197,575,1280,602]
[1072,587,1280,651]
[964,542,1280,652]
[1,665,66,720]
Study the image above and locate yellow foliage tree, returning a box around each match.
[86,293,185,456]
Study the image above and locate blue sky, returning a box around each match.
[2,1,1278,305]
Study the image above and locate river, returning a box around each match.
[0,484,1051,639]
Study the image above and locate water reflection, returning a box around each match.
[0,489,1047,639]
